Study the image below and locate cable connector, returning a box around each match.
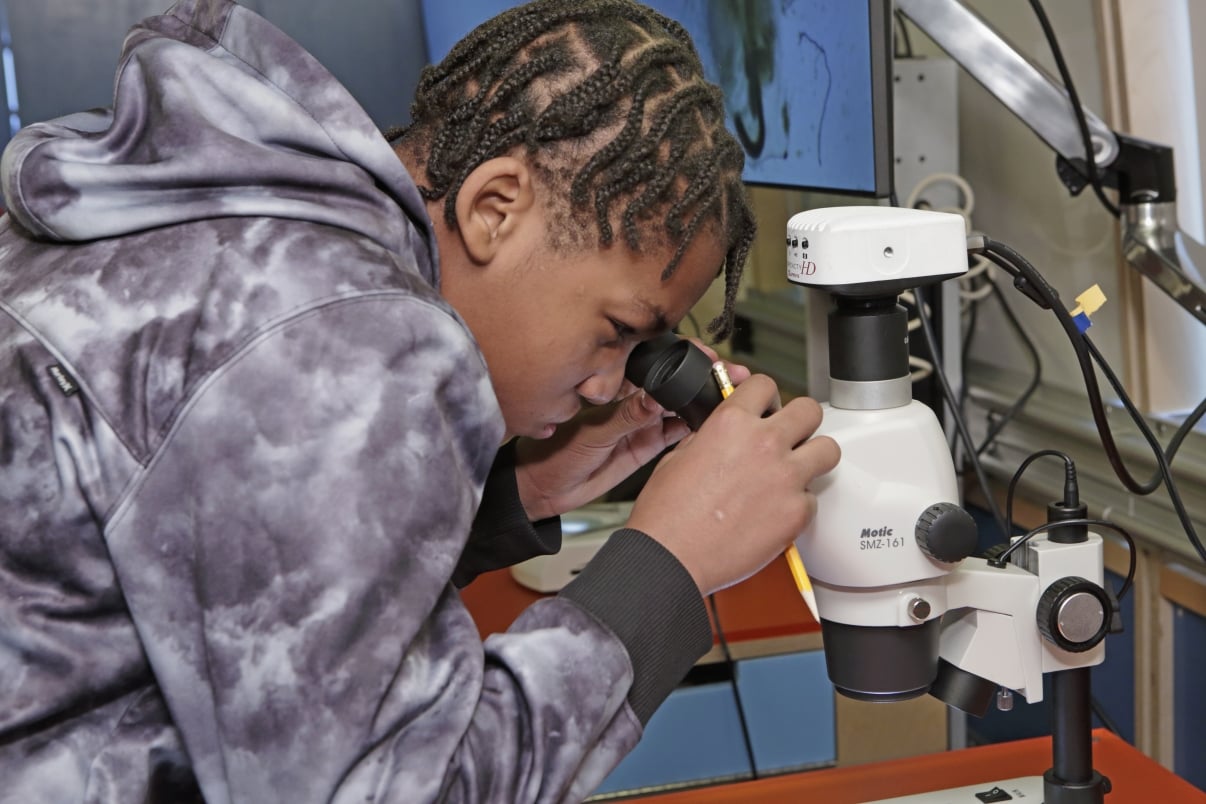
[966,234,988,254]
[1048,458,1088,544]
[1070,284,1107,333]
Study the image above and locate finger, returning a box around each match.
[610,389,666,433]
[755,395,826,445]
[558,394,659,451]
[793,434,842,481]
[686,337,719,363]
[661,416,691,447]
[724,360,752,385]
[795,433,844,477]
[683,338,751,385]
[615,379,641,401]
[622,415,691,465]
[719,373,781,415]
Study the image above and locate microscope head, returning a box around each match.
[787,205,968,298]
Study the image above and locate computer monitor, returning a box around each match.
[420,0,893,197]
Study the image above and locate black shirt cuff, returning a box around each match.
[559,528,712,725]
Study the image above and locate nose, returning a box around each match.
[577,356,628,406]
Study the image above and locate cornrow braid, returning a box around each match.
[393,0,756,340]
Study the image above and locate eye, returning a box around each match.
[605,317,636,346]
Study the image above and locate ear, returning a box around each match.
[454,156,537,265]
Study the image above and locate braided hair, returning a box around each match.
[389,0,755,339]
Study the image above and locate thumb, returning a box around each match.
[607,389,665,436]
[572,390,663,450]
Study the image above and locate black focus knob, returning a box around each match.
[1036,577,1110,653]
[915,502,978,563]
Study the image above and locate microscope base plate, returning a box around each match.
[863,775,1042,803]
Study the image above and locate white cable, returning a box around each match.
[899,290,929,332]
[901,173,993,387]
[910,355,934,382]
[905,172,975,218]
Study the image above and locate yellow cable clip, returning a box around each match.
[1070,284,1106,333]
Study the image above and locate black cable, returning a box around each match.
[1005,449,1075,538]
[706,594,759,780]
[912,287,1009,542]
[978,238,1204,563]
[955,286,981,459]
[894,9,914,59]
[1164,394,1206,468]
[1083,336,1205,561]
[993,517,1137,601]
[979,240,1147,492]
[976,281,1043,455]
[1028,0,1121,218]
[1087,339,1206,493]
[960,290,979,409]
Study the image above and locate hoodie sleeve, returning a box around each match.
[103,296,710,804]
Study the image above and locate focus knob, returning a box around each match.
[915,502,978,563]
[1037,577,1110,653]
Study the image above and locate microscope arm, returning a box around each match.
[939,559,1047,704]
[897,0,1206,326]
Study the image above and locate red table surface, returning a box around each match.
[460,556,821,644]
[640,729,1205,803]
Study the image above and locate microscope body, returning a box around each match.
[786,207,1109,714]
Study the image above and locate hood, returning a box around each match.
[0,0,433,266]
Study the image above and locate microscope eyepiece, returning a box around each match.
[624,334,724,431]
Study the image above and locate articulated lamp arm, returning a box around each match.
[897,0,1206,326]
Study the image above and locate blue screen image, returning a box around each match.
[421,0,881,194]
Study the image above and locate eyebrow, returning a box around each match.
[632,299,669,335]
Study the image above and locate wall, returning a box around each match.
[908,0,1126,397]
[1108,0,1206,414]
[0,0,426,153]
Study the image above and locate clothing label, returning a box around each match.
[47,364,79,396]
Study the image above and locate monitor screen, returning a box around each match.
[420,0,893,197]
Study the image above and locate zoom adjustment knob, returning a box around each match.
[1036,577,1110,653]
[915,502,978,563]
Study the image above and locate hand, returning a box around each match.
[514,342,751,521]
[625,374,840,596]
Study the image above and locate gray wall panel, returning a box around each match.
[0,0,428,152]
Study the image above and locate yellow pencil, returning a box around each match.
[785,543,820,622]
[711,362,821,622]
[710,360,736,398]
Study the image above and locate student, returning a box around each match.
[0,0,839,801]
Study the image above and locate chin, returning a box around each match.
[530,422,559,440]
[502,420,556,442]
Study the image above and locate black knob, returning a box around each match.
[915,502,978,563]
[1036,577,1110,653]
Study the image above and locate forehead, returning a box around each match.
[596,231,726,326]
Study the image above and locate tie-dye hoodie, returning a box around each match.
[0,1,712,801]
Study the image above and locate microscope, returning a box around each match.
[627,206,1116,803]
[788,206,1113,803]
